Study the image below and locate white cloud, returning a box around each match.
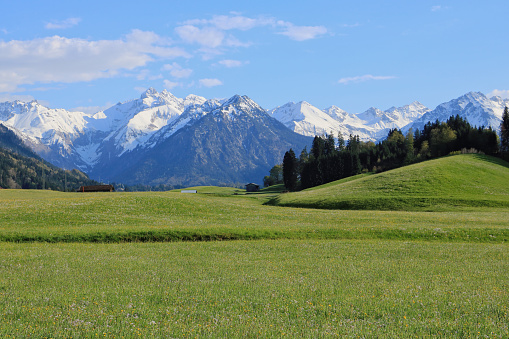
[176,14,328,52]
[136,69,163,81]
[162,62,193,78]
[183,14,274,31]
[431,5,449,12]
[0,30,189,92]
[488,89,509,100]
[338,74,396,85]
[71,103,113,115]
[45,17,82,30]
[277,21,328,41]
[217,59,247,68]
[175,25,225,48]
[163,80,182,90]
[199,78,223,87]
[0,93,36,103]
[341,23,360,28]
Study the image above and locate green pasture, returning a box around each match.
[0,187,509,243]
[1,153,509,337]
[269,154,509,211]
[1,240,508,338]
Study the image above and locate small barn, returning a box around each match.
[245,183,260,192]
[77,185,114,192]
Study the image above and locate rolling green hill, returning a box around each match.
[267,154,509,211]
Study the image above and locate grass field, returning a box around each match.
[1,240,508,338]
[1,154,509,337]
[269,154,509,211]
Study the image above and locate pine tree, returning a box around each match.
[337,131,345,151]
[500,106,509,153]
[282,149,298,191]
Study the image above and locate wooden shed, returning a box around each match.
[245,183,260,192]
[77,185,114,192]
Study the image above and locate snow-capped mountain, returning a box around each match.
[90,94,311,186]
[0,100,89,168]
[403,92,509,133]
[269,100,430,141]
[1,89,507,186]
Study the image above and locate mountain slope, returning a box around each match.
[107,95,312,186]
[270,101,430,141]
[0,123,42,159]
[404,92,508,133]
[268,154,509,211]
[0,124,98,190]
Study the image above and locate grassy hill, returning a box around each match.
[267,154,509,211]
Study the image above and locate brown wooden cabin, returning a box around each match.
[77,184,114,193]
[245,183,260,192]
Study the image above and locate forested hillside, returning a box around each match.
[273,115,499,190]
[0,124,98,190]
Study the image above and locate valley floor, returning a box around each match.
[0,189,508,337]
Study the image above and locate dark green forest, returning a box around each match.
[0,124,99,190]
[269,114,503,191]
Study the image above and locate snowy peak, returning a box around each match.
[184,94,207,107]
[0,99,88,141]
[403,92,507,134]
[324,105,349,120]
[269,101,357,138]
[269,99,431,141]
[215,95,266,118]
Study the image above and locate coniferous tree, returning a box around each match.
[282,149,298,191]
[337,131,345,151]
[500,106,509,153]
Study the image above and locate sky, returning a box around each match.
[0,0,508,114]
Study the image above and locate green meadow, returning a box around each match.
[1,154,509,337]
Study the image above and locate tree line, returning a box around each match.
[0,147,99,190]
[266,113,505,191]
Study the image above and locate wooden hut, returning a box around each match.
[77,185,114,192]
[245,183,260,192]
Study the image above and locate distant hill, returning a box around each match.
[267,154,509,211]
[0,124,99,190]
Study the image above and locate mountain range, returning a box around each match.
[0,89,507,186]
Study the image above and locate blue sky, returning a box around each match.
[0,0,508,113]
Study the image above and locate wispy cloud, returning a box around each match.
[199,78,222,87]
[217,59,248,68]
[163,80,182,90]
[488,89,509,100]
[431,5,449,12]
[277,21,328,41]
[45,17,82,30]
[0,93,36,103]
[175,13,328,53]
[0,30,189,92]
[338,74,396,85]
[71,103,113,115]
[163,62,193,78]
[341,23,361,28]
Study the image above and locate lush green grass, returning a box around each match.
[268,154,509,211]
[170,186,246,195]
[1,240,508,338]
[2,155,509,337]
[1,188,509,243]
